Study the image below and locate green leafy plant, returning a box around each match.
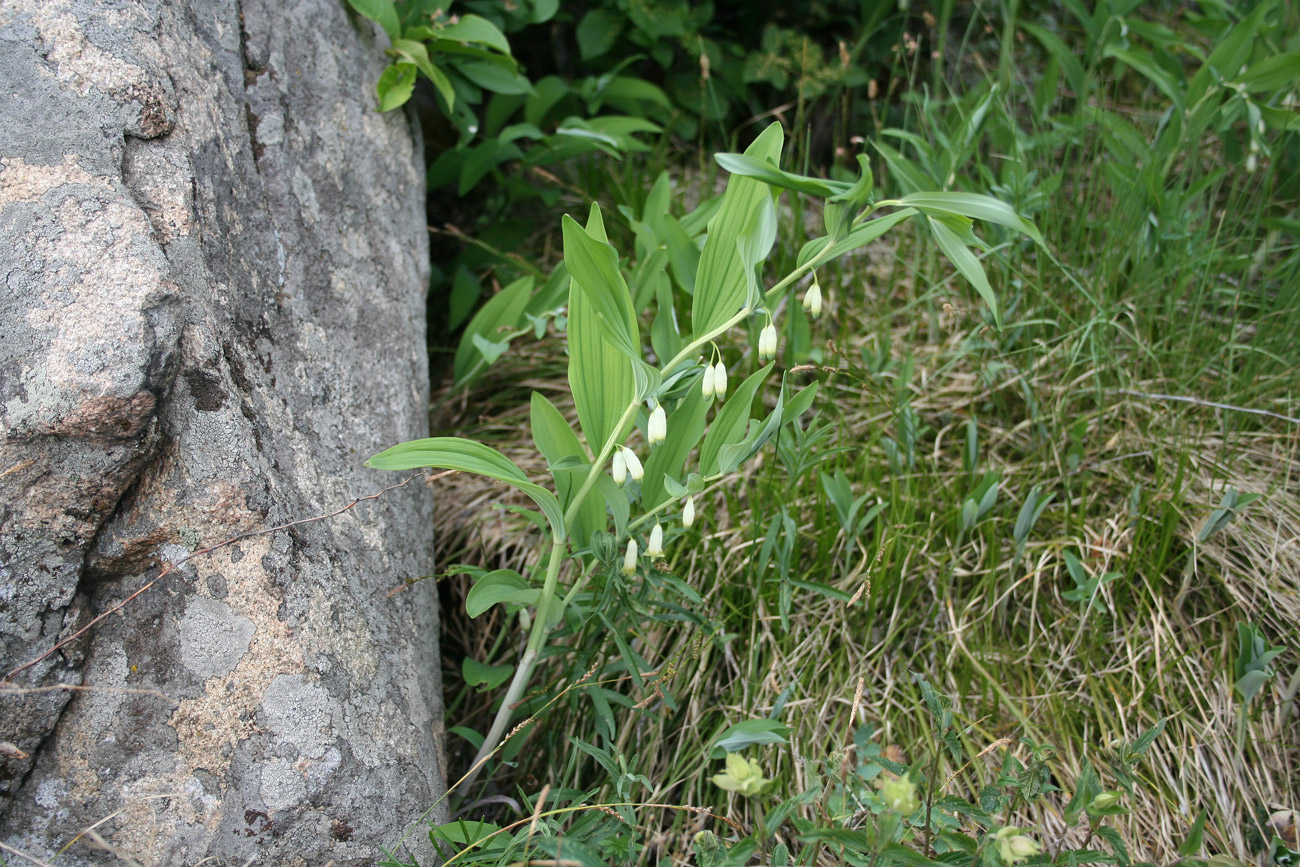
[368,121,1041,798]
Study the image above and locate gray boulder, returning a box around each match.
[0,0,445,863]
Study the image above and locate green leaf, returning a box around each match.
[699,363,774,477]
[713,152,850,198]
[642,387,709,510]
[463,656,513,690]
[794,209,916,270]
[346,0,400,43]
[466,569,538,617]
[712,718,791,756]
[376,63,417,111]
[530,391,584,464]
[828,154,874,205]
[458,139,525,195]
[437,14,511,54]
[1178,809,1208,857]
[576,8,624,59]
[561,212,640,359]
[453,275,533,385]
[388,39,456,110]
[457,61,534,96]
[927,215,1001,329]
[897,192,1044,245]
[566,209,636,457]
[693,123,784,337]
[366,437,565,538]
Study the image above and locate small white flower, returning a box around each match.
[647,523,664,557]
[701,363,716,399]
[622,447,644,482]
[713,362,728,399]
[612,450,627,485]
[648,405,667,446]
[622,538,638,575]
[758,322,778,361]
[803,281,823,319]
[682,495,695,528]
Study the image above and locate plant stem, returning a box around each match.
[462,536,567,791]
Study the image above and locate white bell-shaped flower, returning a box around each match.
[622,447,644,482]
[622,538,638,575]
[648,405,667,446]
[713,362,728,399]
[682,495,695,528]
[701,363,716,399]
[647,523,664,557]
[612,450,627,486]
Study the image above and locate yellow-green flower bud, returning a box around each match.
[1090,791,1122,810]
[880,773,920,815]
[993,827,1042,865]
[711,753,771,797]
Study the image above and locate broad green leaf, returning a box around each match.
[1104,46,1183,110]
[437,14,511,54]
[781,381,819,424]
[736,194,778,309]
[693,123,784,337]
[567,209,636,457]
[466,569,537,618]
[827,154,874,204]
[794,209,916,270]
[713,152,850,198]
[366,437,565,538]
[388,39,455,110]
[717,376,786,474]
[453,275,533,385]
[699,363,774,476]
[712,718,791,756]
[345,0,400,42]
[530,391,584,464]
[1238,53,1300,93]
[641,387,708,510]
[898,192,1044,245]
[458,139,525,195]
[376,63,416,112]
[457,61,534,96]
[576,7,624,59]
[463,657,513,690]
[594,474,629,539]
[927,216,1001,329]
[551,461,607,545]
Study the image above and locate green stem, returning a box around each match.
[461,536,566,791]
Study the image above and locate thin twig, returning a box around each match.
[1116,389,1300,424]
[3,472,439,685]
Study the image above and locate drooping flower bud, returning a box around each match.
[880,773,920,815]
[648,405,667,446]
[993,828,1042,865]
[622,447,644,482]
[713,362,728,399]
[612,450,627,486]
[622,538,638,575]
[647,523,664,557]
[682,495,695,528]
[803,279,823,319]
[701,363,716,399]
[758,322,778,361]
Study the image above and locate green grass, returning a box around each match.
[416,3,1299,864]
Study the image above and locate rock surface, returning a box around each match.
[0,0,445,863]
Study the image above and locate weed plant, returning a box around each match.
[376,1,1298,865]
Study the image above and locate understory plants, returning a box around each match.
[367,121,1046,859]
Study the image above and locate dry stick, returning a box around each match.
[1116,388,1300,425]
[2,471,439,686]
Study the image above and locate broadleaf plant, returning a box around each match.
[368,122,1042,788]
